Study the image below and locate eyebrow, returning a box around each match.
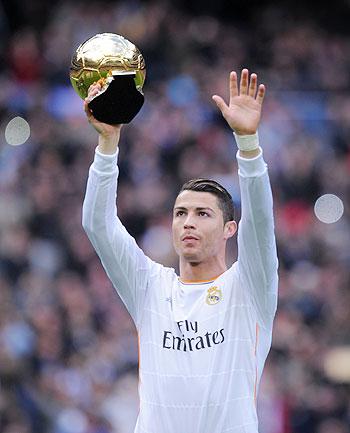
[173,206,216,213]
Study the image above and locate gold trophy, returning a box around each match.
[70,33,146,124]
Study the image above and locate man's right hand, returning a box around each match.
[84,82,122,154]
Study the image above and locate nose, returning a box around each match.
[184,213,196,229]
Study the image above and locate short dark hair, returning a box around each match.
[178,178,235,223]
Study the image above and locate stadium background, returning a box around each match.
[0,0,350,432]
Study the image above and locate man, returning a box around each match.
[82,69,278,433]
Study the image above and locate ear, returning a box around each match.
[223,220,237,240]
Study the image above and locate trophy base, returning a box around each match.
[88,74,144,124]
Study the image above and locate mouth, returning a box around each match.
[181,235,199,242]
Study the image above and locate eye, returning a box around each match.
[198,211,209,217]
[175,210,185,217]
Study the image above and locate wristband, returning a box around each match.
[233,131,259,151]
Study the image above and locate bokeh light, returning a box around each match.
[1,2,350,432]
[314,194,344,224]
[5,116,31,146]
[323,346,350,383]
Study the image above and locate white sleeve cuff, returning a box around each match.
[92,147,119,174]
[236,148,267,178]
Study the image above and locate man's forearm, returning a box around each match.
[236,151,278,325]
[97,130,121,155]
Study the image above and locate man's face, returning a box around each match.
[172,190,236,264]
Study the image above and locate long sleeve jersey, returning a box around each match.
[82,145,278,433]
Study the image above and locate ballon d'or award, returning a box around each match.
[70,33,146,124]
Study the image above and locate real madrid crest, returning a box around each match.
[206,286,222,305]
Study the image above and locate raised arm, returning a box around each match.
[82,83,158,326]
[213,69,278,326]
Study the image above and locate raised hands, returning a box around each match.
[212,69,265,136]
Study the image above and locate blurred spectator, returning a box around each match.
[0,1,350,432]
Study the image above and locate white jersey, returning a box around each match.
[82,146,278,433]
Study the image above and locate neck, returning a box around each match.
[179,255,227,282]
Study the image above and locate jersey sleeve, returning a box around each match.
[236,148,278,328]
[82,148,160,327]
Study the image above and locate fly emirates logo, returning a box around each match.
[162,320,225,352]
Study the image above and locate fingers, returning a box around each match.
[229,71,238,101]
[86,82,102,102]
[84,100,92,118]
[215,71,238,111]
[211,70,266,118]
[240,68,249,95]
[239,69,265,102]
[248,73,257,97]
[212,95,229,116]
[256,84,266,105]
[84,82,102,122]
[240,69,258,96]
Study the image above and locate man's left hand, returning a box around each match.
[212,69,265,136]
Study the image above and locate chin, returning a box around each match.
[182,251,201,264]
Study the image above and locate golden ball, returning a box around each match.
[69,33,146,100]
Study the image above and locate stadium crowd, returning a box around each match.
[0,1,350,432]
